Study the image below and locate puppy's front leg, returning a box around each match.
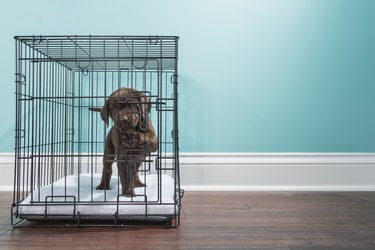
[133,161,146,188]
[119,161,135,196]
[97,128,116,190]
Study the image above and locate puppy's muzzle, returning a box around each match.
[117,116,134,132]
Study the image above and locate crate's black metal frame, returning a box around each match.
[12,35,181,227]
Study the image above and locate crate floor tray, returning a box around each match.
[17,173,178,219]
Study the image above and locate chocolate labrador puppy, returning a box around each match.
[90,87,157,196]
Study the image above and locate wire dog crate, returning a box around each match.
[12,35,182,227]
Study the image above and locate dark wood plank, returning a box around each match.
[1,191,375,249]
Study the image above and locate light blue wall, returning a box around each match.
[1,0,374,152]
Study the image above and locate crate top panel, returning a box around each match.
[15,35,178,71]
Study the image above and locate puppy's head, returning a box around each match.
[97,88,151,132]
[109,102,140,132]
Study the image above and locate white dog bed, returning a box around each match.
[18,173,178,218]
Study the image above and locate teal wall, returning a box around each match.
[1,0,374,152]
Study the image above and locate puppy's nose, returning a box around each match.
[120,117,129,127]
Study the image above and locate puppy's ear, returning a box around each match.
[100,100,110,127]
[139,95,151,113]
[88,107,101,112]
[89,107,109,127]
[138,94,151,132]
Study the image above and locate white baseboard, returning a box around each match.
[0,153,14,192]
[182,185,375,192]
[2,152,375,191]
[179,153,375,191]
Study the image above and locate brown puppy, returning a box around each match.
[90,87,157,196]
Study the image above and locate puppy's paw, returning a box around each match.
[149,138,157,152]
[121,189,135,197]
[134,180,147,188]
[96,183,110,190]
[145,135,157,152]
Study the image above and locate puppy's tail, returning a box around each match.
[88,107,101,112]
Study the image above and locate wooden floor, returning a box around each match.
[1,191,375,249]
